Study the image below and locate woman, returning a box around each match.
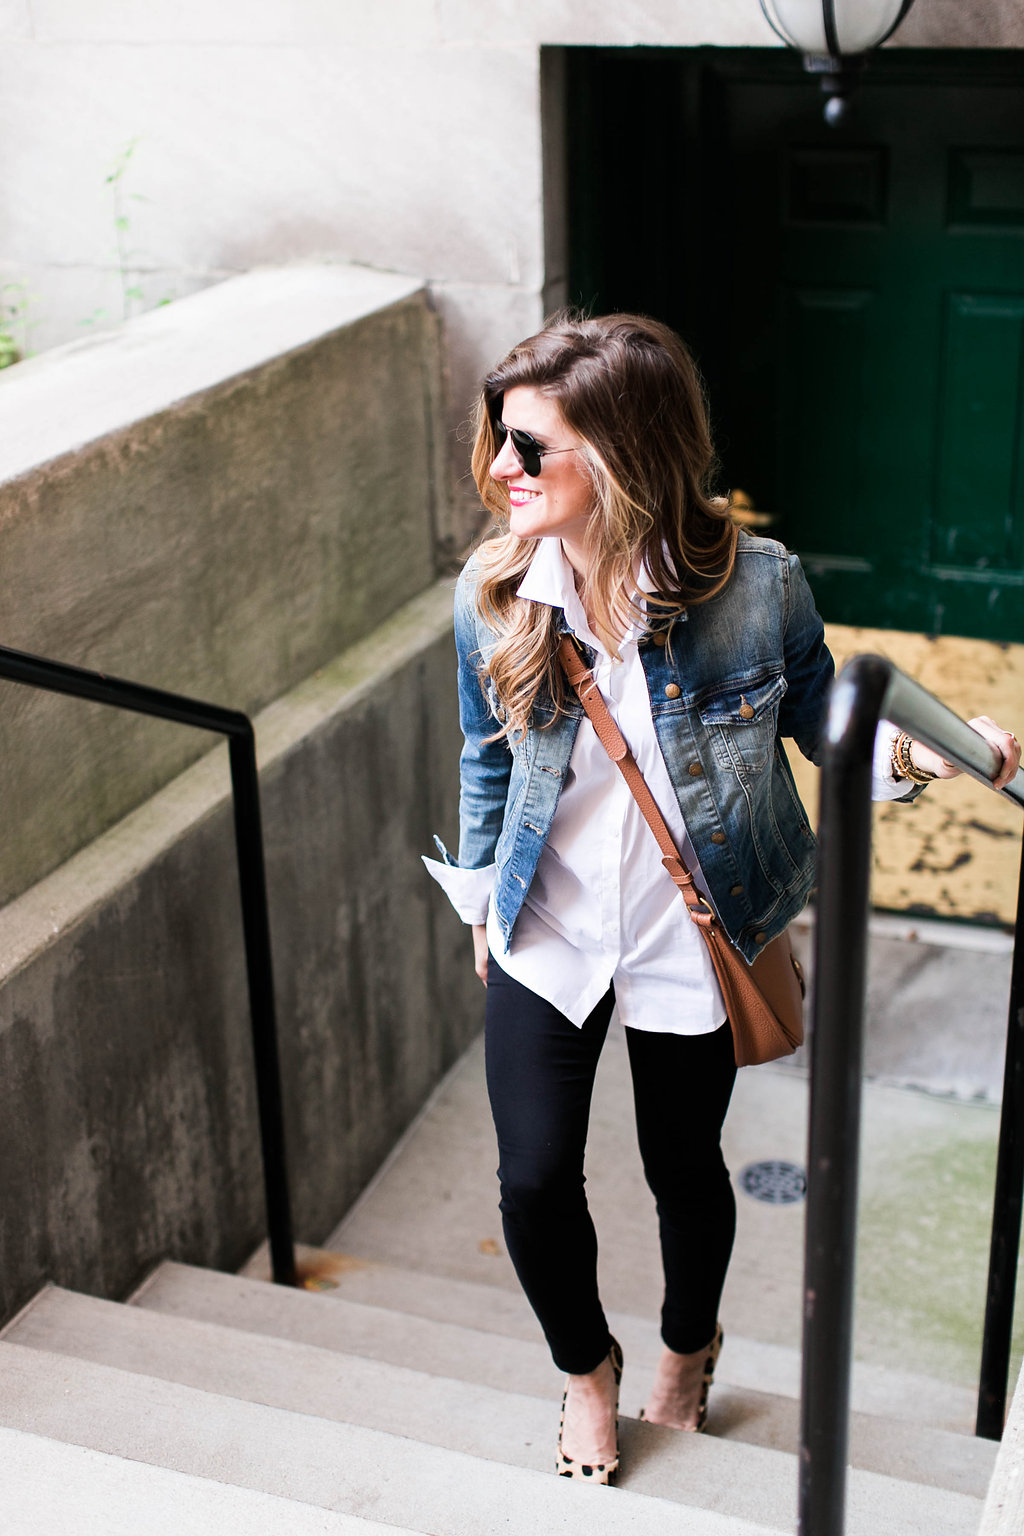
[424,312,1019,1485]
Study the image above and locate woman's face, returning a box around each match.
[489,385,594,550]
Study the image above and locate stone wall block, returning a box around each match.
[895,1,1024,48]
[439,0,770,46]
[0,42,541,289]
[32,0,441,44]
[0,0,30,37]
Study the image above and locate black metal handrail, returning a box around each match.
[801,654,1024,1535]
[0,641,296,1288]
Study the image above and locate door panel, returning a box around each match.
[787,147,888,225]
[783,286,875,557]
[948,149,1024,227]
[935,293,1024,570]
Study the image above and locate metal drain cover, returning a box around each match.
[739,1160,807,1205]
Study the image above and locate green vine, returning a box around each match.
[2,138,176,367]
[0,281,36,369]
[107,136,147,321]
[82,136,173,331]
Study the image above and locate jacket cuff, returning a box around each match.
[421,857,496,925]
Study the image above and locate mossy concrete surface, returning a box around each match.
[717,1065,1024,1394]
[856,1085,1022,1388]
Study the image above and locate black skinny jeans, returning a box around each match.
[484,956,737,1376]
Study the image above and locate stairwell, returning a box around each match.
[0,1254,997,1536]
[3,256,1021,1534]
[3,941,1022,1535]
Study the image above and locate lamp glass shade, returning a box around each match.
[766,0,908,55]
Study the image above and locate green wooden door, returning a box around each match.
[566,49,1024,641]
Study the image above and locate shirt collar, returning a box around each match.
[516,538,652,656]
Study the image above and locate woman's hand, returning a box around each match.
[910,716,1021,791]
[472,923,489,986]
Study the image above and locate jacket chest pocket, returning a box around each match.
[698,672,787,773]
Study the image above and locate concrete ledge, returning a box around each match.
[0,263,446,905]
[0,266,427,483]
[0,580,478,1325]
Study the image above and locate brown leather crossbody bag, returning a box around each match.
[558,636,805,1067]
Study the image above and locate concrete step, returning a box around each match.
[0,1424,422,1536]
[0,1338,787,1536]
[135,1259,997,1499]
[2,1290,984,1535]
[242,1239,980,1433]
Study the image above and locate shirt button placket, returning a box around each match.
[598,658,623,958]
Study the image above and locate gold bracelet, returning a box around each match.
[891,731,938,785]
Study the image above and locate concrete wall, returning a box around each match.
[0,264,445,907]
[0,266,482,1324]
[2,2,1019,552]
[0,584,480,1327]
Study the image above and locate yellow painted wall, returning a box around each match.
[788,627,1024,927]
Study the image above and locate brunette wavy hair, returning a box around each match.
[469,311,738,740]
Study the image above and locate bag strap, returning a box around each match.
[557,636,713,928]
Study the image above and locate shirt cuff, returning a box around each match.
[422,857,496,925]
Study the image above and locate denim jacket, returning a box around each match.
[446,535,848,964]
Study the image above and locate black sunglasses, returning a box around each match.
[493,419,577,478]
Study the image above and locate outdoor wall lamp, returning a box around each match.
[759,1,918,122]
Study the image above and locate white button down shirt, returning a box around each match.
[431,538,726,1033]
[425,537,905,1033]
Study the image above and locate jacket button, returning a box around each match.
[653,632,668,647]
[754,931,767,945]
[711,832,727,844]
[739,698,755,719]
[730,884,744,896]
[664,682,681,699]
[688,761,703,776]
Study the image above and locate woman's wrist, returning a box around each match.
[890,731,938,785]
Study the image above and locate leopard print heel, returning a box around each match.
[556,1337,624,1485]
[694,1322,723,1433]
